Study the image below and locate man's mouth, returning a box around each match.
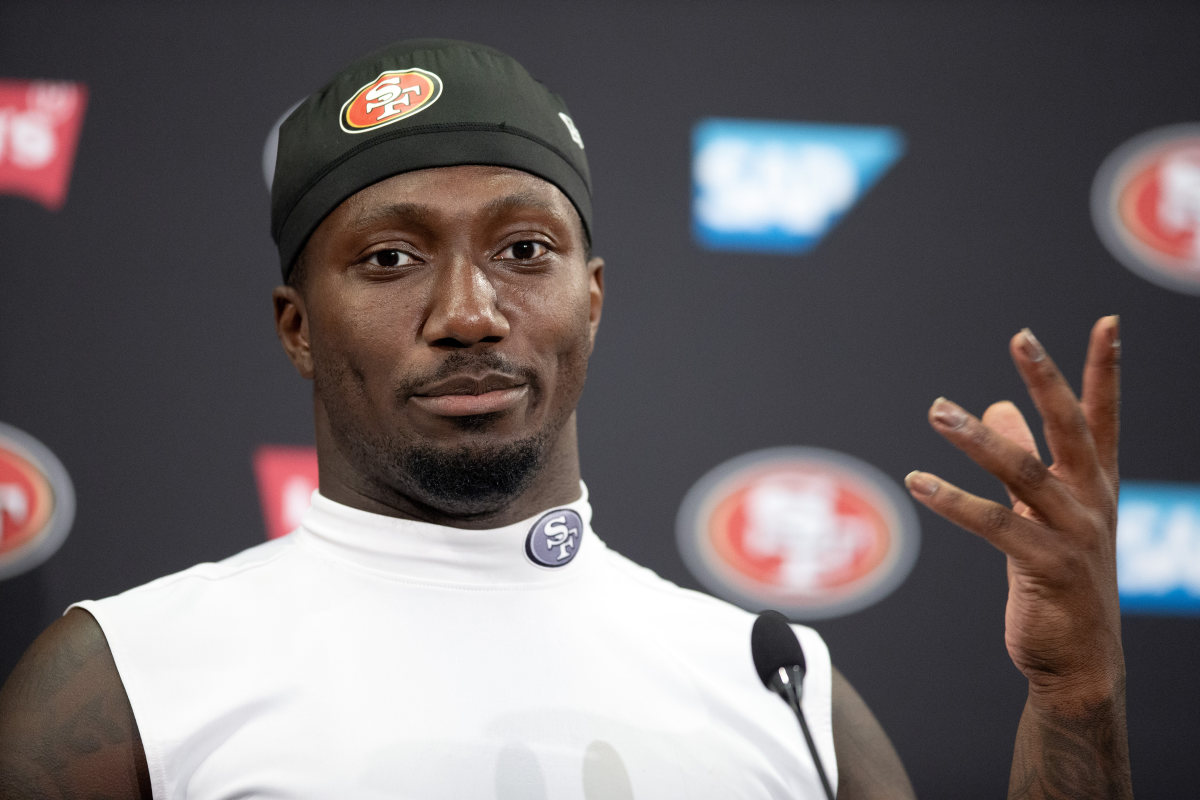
[410,373,529,417]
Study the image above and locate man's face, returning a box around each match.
[275,165,603,521]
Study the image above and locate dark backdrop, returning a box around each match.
[3,2,1198,796]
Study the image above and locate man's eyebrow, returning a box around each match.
[485,191,589,247]
[482,191,569,223]
[342,191,576,235]
[347,202,436,232]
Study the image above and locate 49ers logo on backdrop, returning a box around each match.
[0,422,75,580]
[676,447,919,619]
[1092,124,1200,295]
[340,69,443,134]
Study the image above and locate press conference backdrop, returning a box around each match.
[2,2,1198,796]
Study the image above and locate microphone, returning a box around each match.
[751,610,835,800]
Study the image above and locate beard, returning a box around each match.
[317,349,580,518]
[384,433,547,516]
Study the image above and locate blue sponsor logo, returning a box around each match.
[1118,481,1200,615]
[692,119,905,253]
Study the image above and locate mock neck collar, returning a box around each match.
[294,483,596,587]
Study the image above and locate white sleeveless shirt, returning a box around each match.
[75,488,837,799]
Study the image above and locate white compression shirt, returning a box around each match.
[75,486,836,799]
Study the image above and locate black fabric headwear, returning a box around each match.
[270,38,593,280]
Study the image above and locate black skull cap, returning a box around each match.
[270,38,592,279]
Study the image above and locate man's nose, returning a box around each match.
[422,259,510,348]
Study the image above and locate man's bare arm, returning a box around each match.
[905,315,1133,799]
[0,607,151,799]
[832,666,917,799]
[1008,685,1131,799]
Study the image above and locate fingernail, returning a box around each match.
[1019,328,1045,362]
[905,470,939,497]
[931,397,967,429]
[1109,315,1120,351]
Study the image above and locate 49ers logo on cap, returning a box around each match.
[340,68,443,134]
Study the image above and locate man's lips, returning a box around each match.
[409,373,529,417]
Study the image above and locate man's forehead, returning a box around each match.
[336,165,584,232]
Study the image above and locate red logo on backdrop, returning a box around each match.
[676,447,919,619]
[253,446,318,540]
[1092,124,1200,295]
[0,423,75,580]
[340,69,443,134]
[0,80,87,210]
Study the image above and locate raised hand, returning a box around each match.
[904,316,1132,799]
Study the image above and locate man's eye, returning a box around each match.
[500,241,547,261]
[366,249,415,268]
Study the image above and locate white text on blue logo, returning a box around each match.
[1117,481,1200,614]
[692,119,904,253]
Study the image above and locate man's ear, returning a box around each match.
[587,256,604,350]
[272,285,313,379]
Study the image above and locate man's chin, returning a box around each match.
[387,436,546,518]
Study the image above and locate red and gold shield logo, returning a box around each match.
[339,69,443,134]
[1093,124,1200,295]
[676,447,919,619]
[0,423,74,580]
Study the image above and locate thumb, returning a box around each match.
[982,400,1039,511]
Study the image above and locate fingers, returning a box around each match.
[980,401,1037,459]
[906,317,1121,555]
[981,400,1037,514]
[925,397,1079,530]
[904,469,1042,561]
[1007,327,1103,487]
[1079,315,1121,484]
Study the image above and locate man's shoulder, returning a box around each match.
[591,537,831,669]
[82,535,295,608]
[591,539,782,629]
[69,535,300,672]
[0,608,152,798]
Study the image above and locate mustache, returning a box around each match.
[396,351,539,397]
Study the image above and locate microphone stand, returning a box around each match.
[767,664,836,800]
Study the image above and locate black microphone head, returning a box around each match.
[751,609,807,688]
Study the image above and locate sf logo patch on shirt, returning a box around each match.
[526,509,583,567]
[340,68,443,134]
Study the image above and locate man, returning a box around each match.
[0,38,1131,798]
